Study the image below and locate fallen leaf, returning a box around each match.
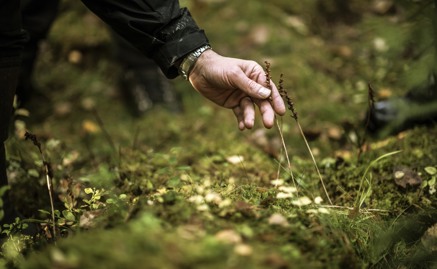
[276,192,293,199]
[327,126,343,141]
[393,166,422,188]
[14,108,30,117]
[54,102,72,117]
[278,186,297,194]
[226,155,244,164]
[248,24,270,46]
[268,213,289,227]
[215,230,242,244]
[235,201,256,217]
[292,196,312,206]
[68,50,82,64]
[271,179,284,187]
[79,210,102,229]
[82,120,100,134]
[377,88,393,99]
[372,0,394,14]
[314,196,323,204]
[234,244,253,256]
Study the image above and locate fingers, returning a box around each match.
[233,97,255,130]
[254,99,276,129]
[233,97,279,130]
[232,107,245,130]
[231,63,286,117]
[241,97,255,128]
[232,70,272,100]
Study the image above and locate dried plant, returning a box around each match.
[25,131,57,240]
[264,63,297,196]
[264,61,272,91]
[357,83,376,158]
[264,62,332,205]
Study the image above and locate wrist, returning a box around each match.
[178,44,211,80]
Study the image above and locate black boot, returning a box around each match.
[367,75,437,137]
[113,33,183,117]
[118,66,184,117]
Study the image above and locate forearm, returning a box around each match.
[81,0,209,78]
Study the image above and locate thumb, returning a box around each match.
[233,74,271,99]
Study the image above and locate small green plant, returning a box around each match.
[83,187,107,210]
[353,150,402,214]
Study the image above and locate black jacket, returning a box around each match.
[81,0,209,79]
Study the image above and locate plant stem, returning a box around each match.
[296,121,333,205]
[275,118,299,198]
[44,163,56,240]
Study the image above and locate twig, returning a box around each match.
[25,131,57,240]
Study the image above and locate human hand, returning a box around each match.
[188,50,286,130]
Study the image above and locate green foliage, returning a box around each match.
[354,150,402,210]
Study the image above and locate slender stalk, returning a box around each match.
[275,118,299,199]
[295,121,332,205]
[25,131,57,240]
[43,162,56,239]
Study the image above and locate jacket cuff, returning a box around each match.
[153,31,209,79]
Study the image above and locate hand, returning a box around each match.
[188,50,286,130]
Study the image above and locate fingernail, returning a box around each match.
[258,87,271,99]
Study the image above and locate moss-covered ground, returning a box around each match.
[2,0,437,268]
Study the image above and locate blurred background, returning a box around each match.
[12,0,437,159]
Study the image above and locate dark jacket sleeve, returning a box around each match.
[81,0,209,78]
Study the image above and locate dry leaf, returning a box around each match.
[54,102,72,117]
[82,120,100,134]
[292,196,312,206]
[79,210,102,228]
[393,166,422,188]
[215,230,242,244]
[327,126,343,141]
[248,24,270,46]
[68,50,82,64]
[226,155,244,164]
[268,213,289,227]
[271,179,284,187]
[234,244,253,256]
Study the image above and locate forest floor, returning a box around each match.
[2,1,437,268]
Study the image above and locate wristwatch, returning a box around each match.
[178,44,211,80]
